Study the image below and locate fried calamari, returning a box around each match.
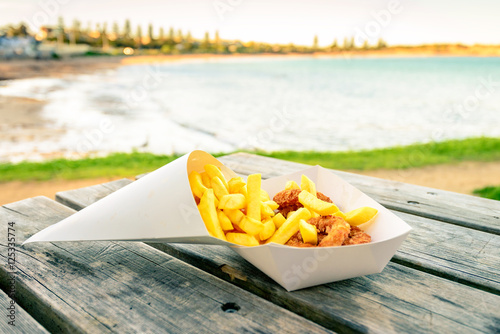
[274,189,372,248]
[343,226,371,245]
[286,216,351,247]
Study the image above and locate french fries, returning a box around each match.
[226,233,259,247]
[246,174,261,221]
[259,218,276,240]
[301,175,316,196]
[205,164,228,189]
[272,213,286,228]
[298,190,339,215]
[224,209,245,224]
[198,189,226,241]
[346,207,378,226]
[218,194,246,210]
[299,219,317,245]
[261,202,276,217]
[285,180,300,190]
[190,164,377,247]
[236,216,265,236]
[200,172,211,188]
[189,171,207,199]
[217,209,234,231]
[228,177,245,194]
[211,176,229,200]
[266,208,311,245]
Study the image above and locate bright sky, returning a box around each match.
[1,0,499,46]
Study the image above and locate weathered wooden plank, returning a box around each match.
[57,177,500,295]
[148,243,500,333]
[0,197,332,334]
[55,179,133,211]
[0,289,49,333]
[391,210,500,295]
[219,153,500,235]
[54,182,500,332]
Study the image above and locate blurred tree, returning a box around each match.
[176,29,183,43]
[331,38,338,50]
[377,38,387,49]
[124,19,131,38]
[17,23,28,36]
[5,23,29,37]
[58,17,65,30]
[215,30,220,44]
[159,27,165,41]
[202,31,210,52]
[71,19,81,44]
[148,23,154,41]
[168,27,174,41]
[102,22,109,50]
[350,36,355,49]
[313,35,318,51]
[160,44,171,54]
[362,39,369,50]
[136,25,142,48]
[182,30,194,52]
[109,21,119,45]
[286,43,295,53]
[214,30,224,53]
[112,22,119,36]
[57,16,65,44]
[342,37,349,50]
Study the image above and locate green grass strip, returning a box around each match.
[0,137,499,182]
[473,186,500,201]
[0,152,183,182]
[259,137,500,170]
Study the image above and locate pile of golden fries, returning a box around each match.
[189,164,378,247]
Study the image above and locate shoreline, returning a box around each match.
[121,51,500,66]
[1,49,499,82]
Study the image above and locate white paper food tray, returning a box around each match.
[24,150,411,291]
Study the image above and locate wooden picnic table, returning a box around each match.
[1,153,499,333]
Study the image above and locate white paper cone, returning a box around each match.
[23,150,237,245]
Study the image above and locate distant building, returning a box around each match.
[0,36,39,59]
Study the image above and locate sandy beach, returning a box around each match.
[0,54,499,205]
[0,56,124,80]
[0,56,126,161]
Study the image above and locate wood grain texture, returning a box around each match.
[219,153,500,235]
[0,197,332,334]
[55,178,133,211]
[148,243,500,333]
[56,177,500,295]
[0,289,48,333]
[54,180,500,332]
[392,210,500,295]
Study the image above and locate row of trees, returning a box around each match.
[1,19,389,54]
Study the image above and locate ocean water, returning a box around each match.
[1,56,500,162]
